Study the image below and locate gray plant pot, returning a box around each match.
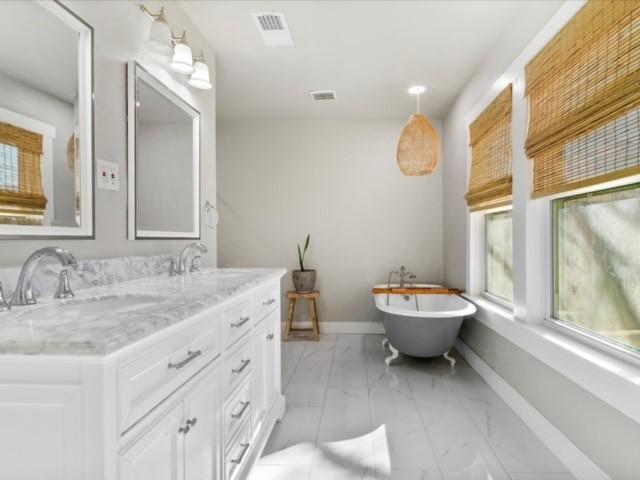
[292,270,316,293]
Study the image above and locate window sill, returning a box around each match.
[462,294,640,425]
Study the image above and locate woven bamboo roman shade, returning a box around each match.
[0,122,47,223]
[465,84,513,211]
[526,0,640,198]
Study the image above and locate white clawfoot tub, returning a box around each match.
[373,284,476,365]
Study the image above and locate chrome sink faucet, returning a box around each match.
[11,247,78,306]
[175,242,208,275]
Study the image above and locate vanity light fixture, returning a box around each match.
[188,52,213,90]
[396,85,440,176]
[139,5,173,57]
[170,31,195,74]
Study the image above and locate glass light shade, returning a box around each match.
[145,19,173,56]
[188,60,212,90]
[170,42,194,74]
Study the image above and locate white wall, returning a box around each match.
[218,118,443,327]
[0,0,217,266]
[442,2,640,477]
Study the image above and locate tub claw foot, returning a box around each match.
[443,350,456,367]
[382,337,389,350]
[385,343,400,366]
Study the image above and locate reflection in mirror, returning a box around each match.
[128,62,200,239]
[0,0,93,236]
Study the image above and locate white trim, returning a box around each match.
[454,338,610,480]
[464,294,640,426]
[0,106,56,139]
[282,321,386,335]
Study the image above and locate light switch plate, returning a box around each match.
[97,159,119,191]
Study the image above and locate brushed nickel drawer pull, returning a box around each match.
[230,442,250,464]
[231,401,250,419]
[262,298,276,306]
[266,333,274,341]
[232,359,250,374]
[168,350,202,370]
[178,424,190,435]
[231,316,250,328]
[186,417,197,428]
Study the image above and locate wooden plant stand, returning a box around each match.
[285,291,320,341]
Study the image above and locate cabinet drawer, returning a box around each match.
[223,378,251,445]
[222,301,252,350]
[254,284,279,325]
[225,420,252,480]
[119,316,220,431]
[222,339,252,400]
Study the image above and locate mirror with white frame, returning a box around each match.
[0,0,94,237]
[127,62,200,239]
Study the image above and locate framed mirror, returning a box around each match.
[0,0,94,237]
[127,62,200,239]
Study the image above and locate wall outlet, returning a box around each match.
[97,159,119,191]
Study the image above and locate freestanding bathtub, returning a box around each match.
[373,284,476,365]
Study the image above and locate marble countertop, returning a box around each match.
[0,268,286,356]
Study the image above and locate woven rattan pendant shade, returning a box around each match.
[397,113,440,176]
[525,0,640,198]
[465,85,513,211]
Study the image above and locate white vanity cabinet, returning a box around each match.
[0,276,285,480]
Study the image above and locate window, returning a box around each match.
[553,183,640,353]
[485,210,514,302]
[0,143,19,189]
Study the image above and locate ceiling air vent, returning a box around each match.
[251,12,294,46]
[309,90,337,101]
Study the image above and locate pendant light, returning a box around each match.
[188,51,213,90]
[139,5,174,57]
[397,85,440,176]
[170,31,195,74]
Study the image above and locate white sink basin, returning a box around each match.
[10,294,162,325]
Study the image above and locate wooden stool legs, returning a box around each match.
[285,291,320,341]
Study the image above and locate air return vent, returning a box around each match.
[309,90,337,101]
[251,12,293,46]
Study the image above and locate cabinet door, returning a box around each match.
[251,320,267,432]
[0,384,85,480]
[264,310,281,411]
[184,368,220,480]
[119,402,184,480]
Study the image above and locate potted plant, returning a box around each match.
[292,234,316,293]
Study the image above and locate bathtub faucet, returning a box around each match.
[386,266,416,305]
[397,266,416,288]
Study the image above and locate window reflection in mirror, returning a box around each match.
[0,1,83,228]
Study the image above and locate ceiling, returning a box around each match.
[181,1,563,120]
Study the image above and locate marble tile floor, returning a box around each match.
[251,334,575,480]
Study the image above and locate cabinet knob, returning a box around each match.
[178,425,190,435]
[186,417,197,427]
[266,333,274,341]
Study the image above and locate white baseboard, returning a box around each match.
[454,339,610,480]
[281,321,386,335]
